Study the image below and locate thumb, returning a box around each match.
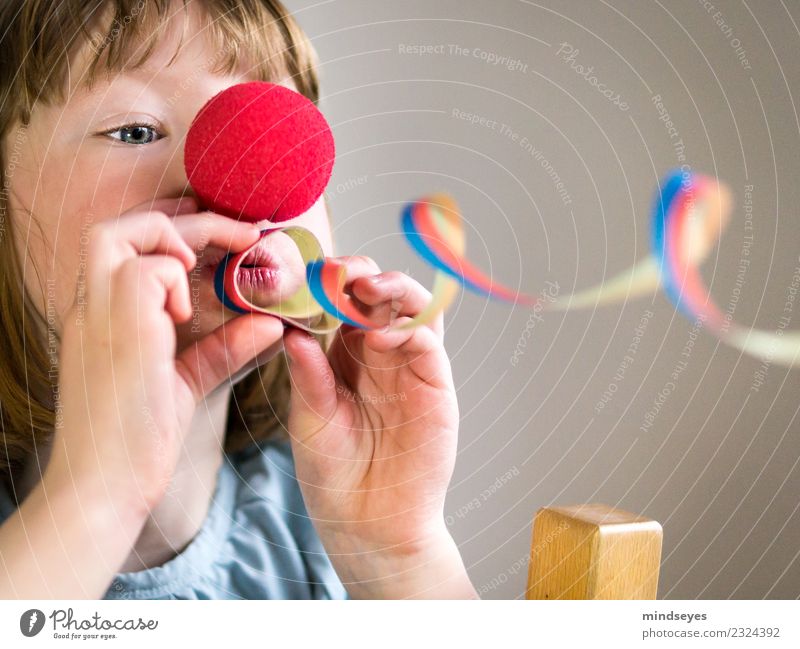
[283,326,338,434]
[176,313,284,403]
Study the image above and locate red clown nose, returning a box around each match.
[184,81,335,222]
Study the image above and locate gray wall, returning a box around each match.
[286,0,800,598]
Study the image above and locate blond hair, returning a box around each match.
[0,0,331,491]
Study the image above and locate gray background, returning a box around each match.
[285,0,800,598]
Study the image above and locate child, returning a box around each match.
[0,0,478,599]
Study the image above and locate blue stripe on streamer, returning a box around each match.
[401,203,483,296]
[305,260,365,329]
[651,169,693,319]
[215,254,250,315]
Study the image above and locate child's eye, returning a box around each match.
[101,122,165,145]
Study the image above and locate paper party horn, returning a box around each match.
[216,194,540,333]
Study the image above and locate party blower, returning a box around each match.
[183,81,539,334]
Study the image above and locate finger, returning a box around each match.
[322,255,394,327]
[363,314,443,354]
[329,255,382,285]
[349,271,440,335]
[351,272,432,311]
[175,313,284,404]
[87,211,197,291]
[171,212,261,258]
[363,318,454,390]
[282,326,338,435]
[110,255,193,327]
[225,334,286,387]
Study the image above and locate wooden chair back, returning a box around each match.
[526,503,663,599]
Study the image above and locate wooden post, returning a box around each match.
[526,503,663,600]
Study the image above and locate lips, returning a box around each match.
[239,239,279,269]
[233,237,284,295]
[236,265,281,291]
[198,236,278,273]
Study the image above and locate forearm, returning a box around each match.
[325,525,480,600]
[0,461,147,599]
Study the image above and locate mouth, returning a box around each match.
[235,237,283,291]
[235,265,282,291]
[203,236,286,299]
[240,238,279,268]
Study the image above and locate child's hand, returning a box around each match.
[283,256,477,598]
[49,197,283,518]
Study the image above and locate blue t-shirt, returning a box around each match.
[0,439,349,600]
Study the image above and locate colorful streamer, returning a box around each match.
[550,168,800,366]
[215,170,800,366]
[655,170,800,365]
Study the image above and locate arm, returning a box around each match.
[325,524,479,599]
[0,460,147,599]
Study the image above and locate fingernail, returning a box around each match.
[369,274,384,284]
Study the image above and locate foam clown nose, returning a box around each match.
[184,81,342,332]
[184,81,335,223]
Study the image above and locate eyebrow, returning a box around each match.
[78,60,258,103]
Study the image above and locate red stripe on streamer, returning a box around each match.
[320,260,379,329]
[224,250,253,313]
[666,178,726,330]
[413,198,539,307]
